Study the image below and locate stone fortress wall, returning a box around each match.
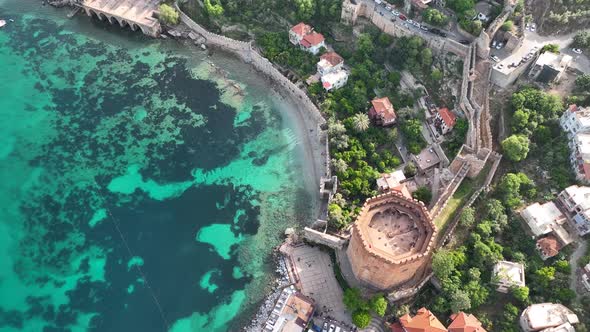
[345,191,436,290]
[176,5,326,127]
[341,0,470,58]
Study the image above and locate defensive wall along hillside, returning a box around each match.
[341,0,470,58]
[176,5,326,127]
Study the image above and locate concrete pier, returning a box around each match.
[80,0,161,37]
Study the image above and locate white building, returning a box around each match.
[317,52,344,76]
[519,303,579,332]
[558,185,590,236]
[519,201,573,246]
[289,22,312,45]
[300,32,325,55]
[560,105,590,184]
[560,105,590,139]
[492,261,525,293]
[321,70,348,91]
[569,133,590,184]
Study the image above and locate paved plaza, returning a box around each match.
[287,244,351,324]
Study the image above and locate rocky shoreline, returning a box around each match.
[242,251,293,331]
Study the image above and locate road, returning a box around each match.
[490,28,590,73]
[372,1,466,44]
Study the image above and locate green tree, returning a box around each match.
[159,4,179,25]
[534,266,556,288]
[352,113,370,132]
[332,158,348,173]
[328,203,347,229]
[431,68,443,81]
[541,44,560,54]
[501,20,514,31]
[294,0,315,20]
[447,0,475,13]
[449,289,471,312]
[575,74,590,91]
[413,186,432,204]
[423,8,449,26]
[369,295,388,317]
[432,249,463,279]
[460,207,476,227]
[404,163,417,177]
[343,288,368,312]
[501,135,530,162]
[204,0,224,17]
[573,31,590,49]
[512,286,530,303]
[352,310,371,329]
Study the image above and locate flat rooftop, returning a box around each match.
[520,303,578,331]
[82,0,161,28]
[413,146,440,171]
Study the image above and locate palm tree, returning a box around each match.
[352,113,370,132]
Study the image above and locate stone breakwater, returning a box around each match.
[242,253,292,331]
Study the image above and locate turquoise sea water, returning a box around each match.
[0,2,318,331]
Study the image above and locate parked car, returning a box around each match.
[392,10,399,16]
[399,14,407,20]
[490,55,500,62]
[440,31,447,37]
[421,25,429,31]
[322,322,329,332]
[386,5,391,10]
[573,48,583,54]
[412,21,420,28]
[525,22,530,30]
[407,19,414,25]
[328,324,336,332]
[531,23,536,32]
[496,42,503,49]
[459,39,470,45]
[492,40,497,48]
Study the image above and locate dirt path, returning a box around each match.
[569,239,588,302]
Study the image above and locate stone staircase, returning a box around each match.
[360,315,387,332]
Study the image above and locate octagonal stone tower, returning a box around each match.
[345,191,436,290]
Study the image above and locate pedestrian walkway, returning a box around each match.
[285,244,351,324]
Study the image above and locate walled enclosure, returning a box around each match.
[345,191,436,290]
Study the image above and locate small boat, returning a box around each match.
[9,19,14,22]
[0,20,6,28]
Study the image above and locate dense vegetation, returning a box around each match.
[422,8,450,27]
[159,4,179,25]
[413,86,587,329]
[343,288,388,328]
[257,32,319,76]
[574,31,590,51]
[504,87,573,189]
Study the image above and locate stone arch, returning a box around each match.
[130,23,138,31]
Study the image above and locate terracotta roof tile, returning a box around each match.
[438,107,456,127]
[301,32,324,47]
[291,22,312,37]
[536,236,562,258]
[399,308,447,332]
[320,52,344,66]
[448,312,487,332]
[370,97,396,123]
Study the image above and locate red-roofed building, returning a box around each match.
[369,97,396,126]
[289,22,312,45]
[300,32,325,54]
[434,107,456,134]
[317,52,344,76]
[536,235,562,260]
[448,312,486,332]
[398,308,447,332]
